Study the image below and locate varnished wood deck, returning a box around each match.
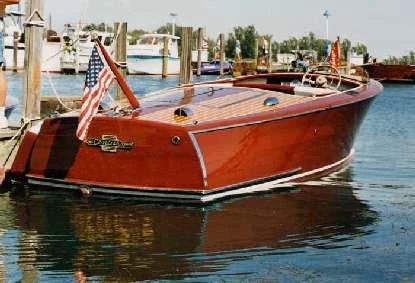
[141,88,313,125]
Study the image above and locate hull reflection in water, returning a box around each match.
[8,170,376,281]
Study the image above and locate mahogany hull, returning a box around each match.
[194,98,372,190]
[9,78,382,203]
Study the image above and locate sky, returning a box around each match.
[37,0,414,59]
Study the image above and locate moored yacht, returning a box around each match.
[60,24,114,73]
[127,33,180,75]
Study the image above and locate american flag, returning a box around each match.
[76,45,114,141]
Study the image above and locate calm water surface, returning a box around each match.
[1,74,414,282]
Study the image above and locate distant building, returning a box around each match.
[276,53,296,65]
[350,52,364,66]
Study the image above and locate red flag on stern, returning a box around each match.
[328,37,341,68]
[76,45,115,141]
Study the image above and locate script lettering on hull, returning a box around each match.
[87,135,134,153]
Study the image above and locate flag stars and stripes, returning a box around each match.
[76,45,115,141]
[85,48,105,88]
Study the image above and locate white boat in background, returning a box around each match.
[2,8,61,73]
[3,11,25,70]
[77,30,113,73]
[127,34,180,75]
[59,24,78,73]
[60,24,113,73]
[42,30,62,73]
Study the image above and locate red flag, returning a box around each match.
[76,45,114,141]
[328,37,341,68]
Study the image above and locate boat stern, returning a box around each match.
[9,115,207,197]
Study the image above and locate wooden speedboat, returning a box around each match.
[7,65,383,203]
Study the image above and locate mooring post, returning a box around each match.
[196,27,203,77]
[162,36,169,78]
[0,5,7,129]
[347,49,351,75]
[179,26,193,85]
[267,36,273,73]
[12,31,18,72]
[22,0,44,121]
[114,22,127,101]
[255,38,259,65]
[219,33,225,78]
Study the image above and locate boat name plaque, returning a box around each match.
[87,135,134,153]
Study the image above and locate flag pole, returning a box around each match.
[96,39,140,109]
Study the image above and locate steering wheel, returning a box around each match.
[301,64,342,90]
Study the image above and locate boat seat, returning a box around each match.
[233,83,295,95]
[293,86,337,97]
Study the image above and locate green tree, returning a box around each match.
[383,51,415,65]
[271,41,280,61]
[279,40,290,53]
[156,23,180,37]
[409,51,415,64]
[341,39,351,61]
[82,23,113,33]
[352,43,368,55]
[207,37,218,60]
[225,32,237,59]
[298,35,310,50]
[83,23,97,31]
[233,25,258,59]
[128,29,147,44]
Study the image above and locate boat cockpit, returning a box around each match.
[111,65,369,126]
[232,65,366,97]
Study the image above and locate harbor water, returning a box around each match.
[0,74,414,282]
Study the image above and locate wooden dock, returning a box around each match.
[41,96,82,115]
[0,127,19,140]
[0,127,20,183]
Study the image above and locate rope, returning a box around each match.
[42,38,82,112]
[1,117,40,167]
[42,23,124,114]
[45,69,74,112]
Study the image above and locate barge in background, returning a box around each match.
[362,63,415,83]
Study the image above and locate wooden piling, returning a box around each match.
[219,33,225,78]
[12,31,18,72]
[162,36,169,78]
[22,0,44,121]
[196,27,203,77]
[0,5,6,114]
[255,38,259,65]
[114,22,127,101]
[179,26,193,85]
[346,49,351,75]
[267,36,272,73]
